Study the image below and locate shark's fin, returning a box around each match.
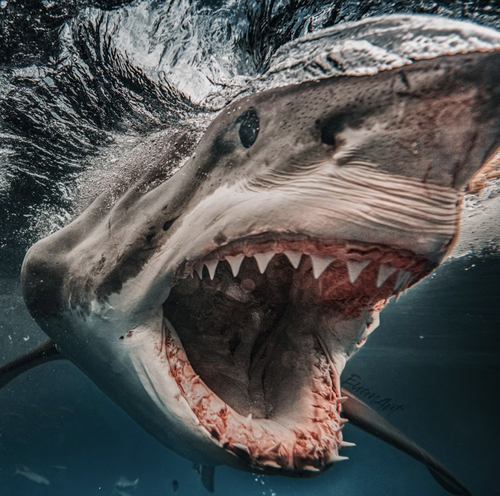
[193,464,215,493]
[341,387,471,496]
[200,465,215,493]
[0,338,65,390]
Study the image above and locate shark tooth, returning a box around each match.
[303,465,321,472]
[264,460,281,469]
[225,254,245,277]
[340,441,356,448]
[204,259,219,280]
[194,263,204,279]
[311,255,334,279]
[269,442,282,453]
[329,453,349,462]
[284,250,302,269]
[376,264,397,288]
[346,260,370,283]
[394,270,412,291]
[336,396,349,404]
[244,413,253,429]
[233,443,250,454]
[253,251,274,273]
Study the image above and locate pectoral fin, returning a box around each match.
[192,464,215,493]
[341,387,471,496]
[0,338,64,390]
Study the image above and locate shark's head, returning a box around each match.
[22,16,500,476]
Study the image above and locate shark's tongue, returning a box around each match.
[247,304,343,423]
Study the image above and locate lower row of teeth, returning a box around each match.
[188,251,415,291]
[166,330,351,472]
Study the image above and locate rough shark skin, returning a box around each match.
[18,14,500,488]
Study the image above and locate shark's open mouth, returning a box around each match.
[162,235,433,474]
[15,14,500,494]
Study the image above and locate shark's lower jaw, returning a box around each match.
[162,236,434,474]
[165,320,344,474]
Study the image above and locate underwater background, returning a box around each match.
[1,0,500,495]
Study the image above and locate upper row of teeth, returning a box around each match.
[191,251,415,290]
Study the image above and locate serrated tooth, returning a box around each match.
[394,270,412,291]
[233,443,250,454]
[284,250,302,269]
[226,254,245,277]
[244,413,253,429]
[376,264,397,287]
[204,259,219,280]
[264,460,281,469]
[253,251,275,273]
[329,453,349,462]
[310,255,334,279]
[340,441,356,448]
[346,260,370,283]
[269,442,282,453]
[194,263,204,279]
[303,465,320,472]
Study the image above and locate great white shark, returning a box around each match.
[2,14,500,495]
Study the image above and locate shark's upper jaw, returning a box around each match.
[161,233,432,474]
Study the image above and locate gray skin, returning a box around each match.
[16,15,500,495]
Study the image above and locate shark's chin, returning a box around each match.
[161,235,434,474]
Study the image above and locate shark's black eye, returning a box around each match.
[237,108,259,148]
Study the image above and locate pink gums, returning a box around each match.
[164,323,347,474]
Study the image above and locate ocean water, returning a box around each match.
[1,1,500,495]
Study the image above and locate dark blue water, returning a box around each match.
[1,1,500,495]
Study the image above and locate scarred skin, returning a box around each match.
[18,14,500,486]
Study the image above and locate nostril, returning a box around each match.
[320,126,337,147]
[163,218,178,231]
[318,113,349,148]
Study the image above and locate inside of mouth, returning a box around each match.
[162,239,429,472]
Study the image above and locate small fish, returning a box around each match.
[51,465,68,470]
[115,476,139,490]
[172,479,179,492]
[13,465,50,485]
